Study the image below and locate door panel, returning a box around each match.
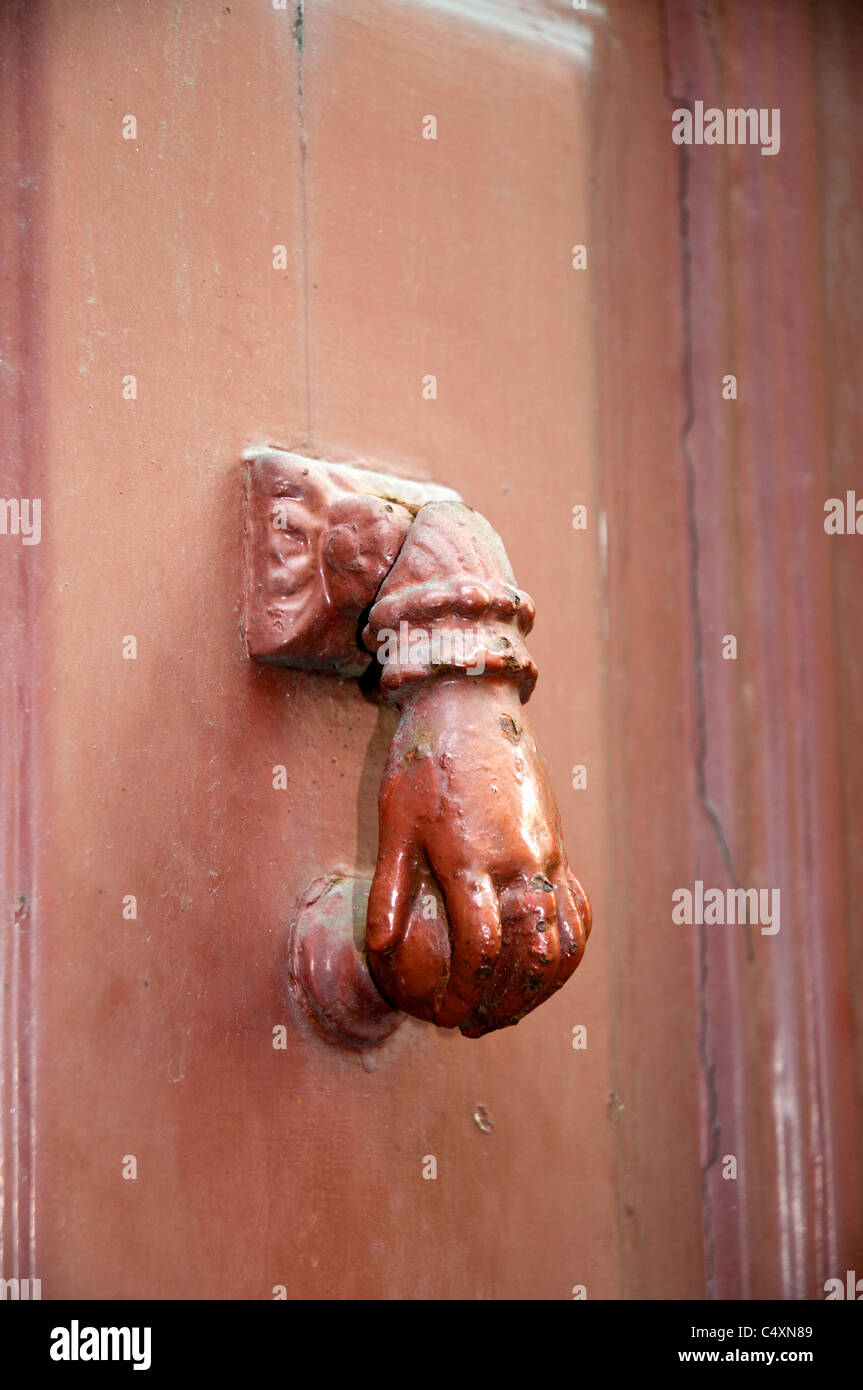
[4,0,618,1302]
[2,0,861,1301]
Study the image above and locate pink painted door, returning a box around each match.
[2,0,861,1301]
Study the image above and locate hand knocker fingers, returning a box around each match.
[460,874,561,1036]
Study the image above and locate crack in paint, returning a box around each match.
[658,0,752,1302]
[674,101,722,1310]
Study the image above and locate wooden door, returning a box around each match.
[2,0,861,1301]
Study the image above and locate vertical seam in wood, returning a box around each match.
[659,0,744,1302]
[296,1,312,442]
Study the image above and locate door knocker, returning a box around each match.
[244,449,591,1044]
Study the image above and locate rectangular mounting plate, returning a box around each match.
[243,448,461,675]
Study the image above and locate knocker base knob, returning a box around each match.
[288,875,404,1048]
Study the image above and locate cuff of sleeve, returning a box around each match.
[365,614,538,703]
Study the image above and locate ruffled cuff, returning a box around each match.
[362,501,538,704]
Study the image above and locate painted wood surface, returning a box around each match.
[1,0,860,1299]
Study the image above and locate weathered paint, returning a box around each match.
[1,0,861,1300]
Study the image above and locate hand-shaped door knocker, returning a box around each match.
[244,449,591,1044]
